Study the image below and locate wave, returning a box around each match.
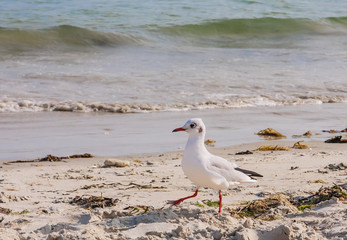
[0,95,345,113]
[1,17,346,52]
[0,25,141,52]
[157,17,347,48]
[161,17,347,37]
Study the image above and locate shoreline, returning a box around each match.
[0,140,346,239]
[1,102,347,161]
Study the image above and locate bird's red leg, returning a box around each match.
[168,188,199,205]
[218,190,222,213]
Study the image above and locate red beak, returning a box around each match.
[172,127,185,132]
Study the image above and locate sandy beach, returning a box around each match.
[0,140,346,240]
[2,1,347,239]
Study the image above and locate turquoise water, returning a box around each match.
[0,0,346,112]
[0,0,346,160]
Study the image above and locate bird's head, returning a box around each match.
[172,118,206,136]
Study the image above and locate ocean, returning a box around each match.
[0,0,346,160]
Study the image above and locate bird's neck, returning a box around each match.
[185,133,207,153]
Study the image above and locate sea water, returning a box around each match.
[0,0,346,160]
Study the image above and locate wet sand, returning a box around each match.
[1,103,346,161]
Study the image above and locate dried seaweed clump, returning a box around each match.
[256,145,290,151]
[235,150,253,155]
[70,195,119,209]
[303,131,312,137]
[123,205,155,216]
[293,131,313,138]
[7,153,94,164]
[291,185,347,208]
[322,128,347,133]
[325,163,347,171]
[0,207,12,215]
[204,139,216,147]
[292,141,309,149]
[325,136,347,143]
[39,153,94,161]
[229,194,297,221]
[256,128,286,139]
[103,159,130,168]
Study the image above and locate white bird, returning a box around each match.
[170,118,262,213]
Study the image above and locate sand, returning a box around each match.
[0,140,346,240]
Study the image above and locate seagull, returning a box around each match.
[169,118,262,213]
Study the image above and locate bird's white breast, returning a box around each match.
[181,146,229,190]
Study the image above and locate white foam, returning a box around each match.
[0,95,345,114]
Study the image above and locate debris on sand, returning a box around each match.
[324,136,347,143]
[303,131,312,137]
[292,141,309,149]
[6,153,94,164]
[293,131,313,138]
[123,205,155,216]
[103,159,130,168]
[291,184,347,208]
[324,163,347,171]
[308,179,327,184]
[235,150,253,155]
[39,153,94,162]
[229,194,297,221]
[70,195,120,209]
[204,139,216,147]
[322,128,347,133]
[202,200,220,208]
[256,145,290,151]
[256,128,286,139]
[0,207,12,214]
[80,182,166,191]
[228,185,346,221]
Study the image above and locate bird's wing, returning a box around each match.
[206,154,256,183]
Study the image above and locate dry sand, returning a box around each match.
[0,141,346,240]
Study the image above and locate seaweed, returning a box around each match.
[325,136,347,143]
[70,195,120,209]
[256,128,286,139]
[103,159,130,168]
[194,202,205,208]
[324,163,347,171]
[229,194,296,220]
[6,153,94,164]
[322,128,347,133]
[0,207,12,214]
[291,184,347,207]
[235,150,253,155]
[80,182,166,191]
[202,200,220,208]
[308,179,327,184]
[292,141,309,149]
[227,185,346,220]
[303,131,312,137]
[293,131,313,138]
[256,145,290,151]
[123,205,155,215]
[297,205,313,211]
[204,139,216,147]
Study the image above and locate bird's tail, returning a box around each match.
[235,167,263,179]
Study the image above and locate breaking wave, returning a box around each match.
[158,17,347,48]
[161,17,347,37]
[0,95,345,113]
[0,25,142,52]
[2,17,346,52]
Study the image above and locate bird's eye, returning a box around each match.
[190,123,197,128]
